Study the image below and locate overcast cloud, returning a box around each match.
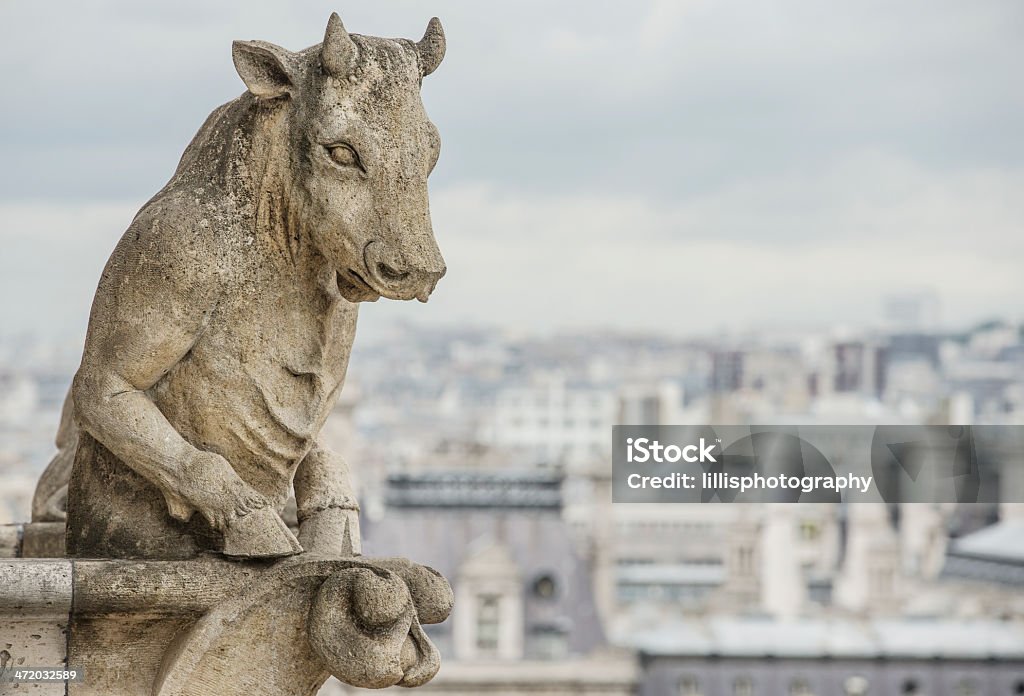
[1,0,1022,339]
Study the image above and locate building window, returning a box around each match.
[736,546,755,576]
[789,678,814,696]
[532,574,557,600]
[900,678,920,694]
[800,519,821,541]
[528,624,568,660]
[734,676,754,696]
[475,594,500,655]
[844,675,869,695]
[678,675,702,696]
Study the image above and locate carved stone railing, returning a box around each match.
[0,542,452,695]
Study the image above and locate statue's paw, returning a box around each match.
[222,506,303,558]
[298,506,361,558]
[175,450,274,532]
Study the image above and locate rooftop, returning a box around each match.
[614,616,1024,660]
[948,519,1024,564]
[385,471,563,510]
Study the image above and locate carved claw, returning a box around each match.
[307,562,450,689]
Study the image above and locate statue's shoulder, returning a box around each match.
[127,188,222,242]
[101,192,238,305]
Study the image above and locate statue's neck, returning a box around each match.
[173,93,305,263]
[247,104,305,264]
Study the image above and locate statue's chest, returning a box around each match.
[258,277,352,367]
[214,266,358,416]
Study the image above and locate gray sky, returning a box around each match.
[1,0,1022,340]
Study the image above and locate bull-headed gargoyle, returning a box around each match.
[45,13,447,560]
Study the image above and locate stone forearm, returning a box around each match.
[74,372,199,488]
[72,371,254,525]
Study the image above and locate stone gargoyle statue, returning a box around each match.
[25,14,456,693]
[36,12,448,562]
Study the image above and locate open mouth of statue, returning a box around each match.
[337,269,381,302]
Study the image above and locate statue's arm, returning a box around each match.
[293,442,361,556]
[72,215,264,530]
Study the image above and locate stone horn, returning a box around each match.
[322,12,358,77]
[416,18,446,77]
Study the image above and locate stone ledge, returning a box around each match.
[0,559,72,617]
[0,554,452,696]
[0,559,71,696]
[0,522,67,559]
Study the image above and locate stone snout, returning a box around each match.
[362,239,447,303]
[0,554,453,696]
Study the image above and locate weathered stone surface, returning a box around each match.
[28,11,446,562]
[10,13,455,695]
[0,618,68,696]
[0,555,452,695]
[21,523,66,559]
[0,523,68,559]
[0,525,21,558]
[0,560,72,615]
[0,560,71,695]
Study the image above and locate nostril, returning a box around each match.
[377,262,409,282]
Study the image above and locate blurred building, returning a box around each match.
[882,292,941,332]
[483,376,618,470]
[4,318,1024,695]
[621,616,1024,696]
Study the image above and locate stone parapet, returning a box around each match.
[0,559,71,696]
[0,555,452,695]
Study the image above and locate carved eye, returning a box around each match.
[327,143,361,169]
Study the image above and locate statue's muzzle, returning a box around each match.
[363,239,446,302]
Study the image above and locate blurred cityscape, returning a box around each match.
[2,292,1023,695]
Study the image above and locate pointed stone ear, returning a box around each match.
[322,12,358,78]
[416,17,445,77]
[232,40,295,99]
